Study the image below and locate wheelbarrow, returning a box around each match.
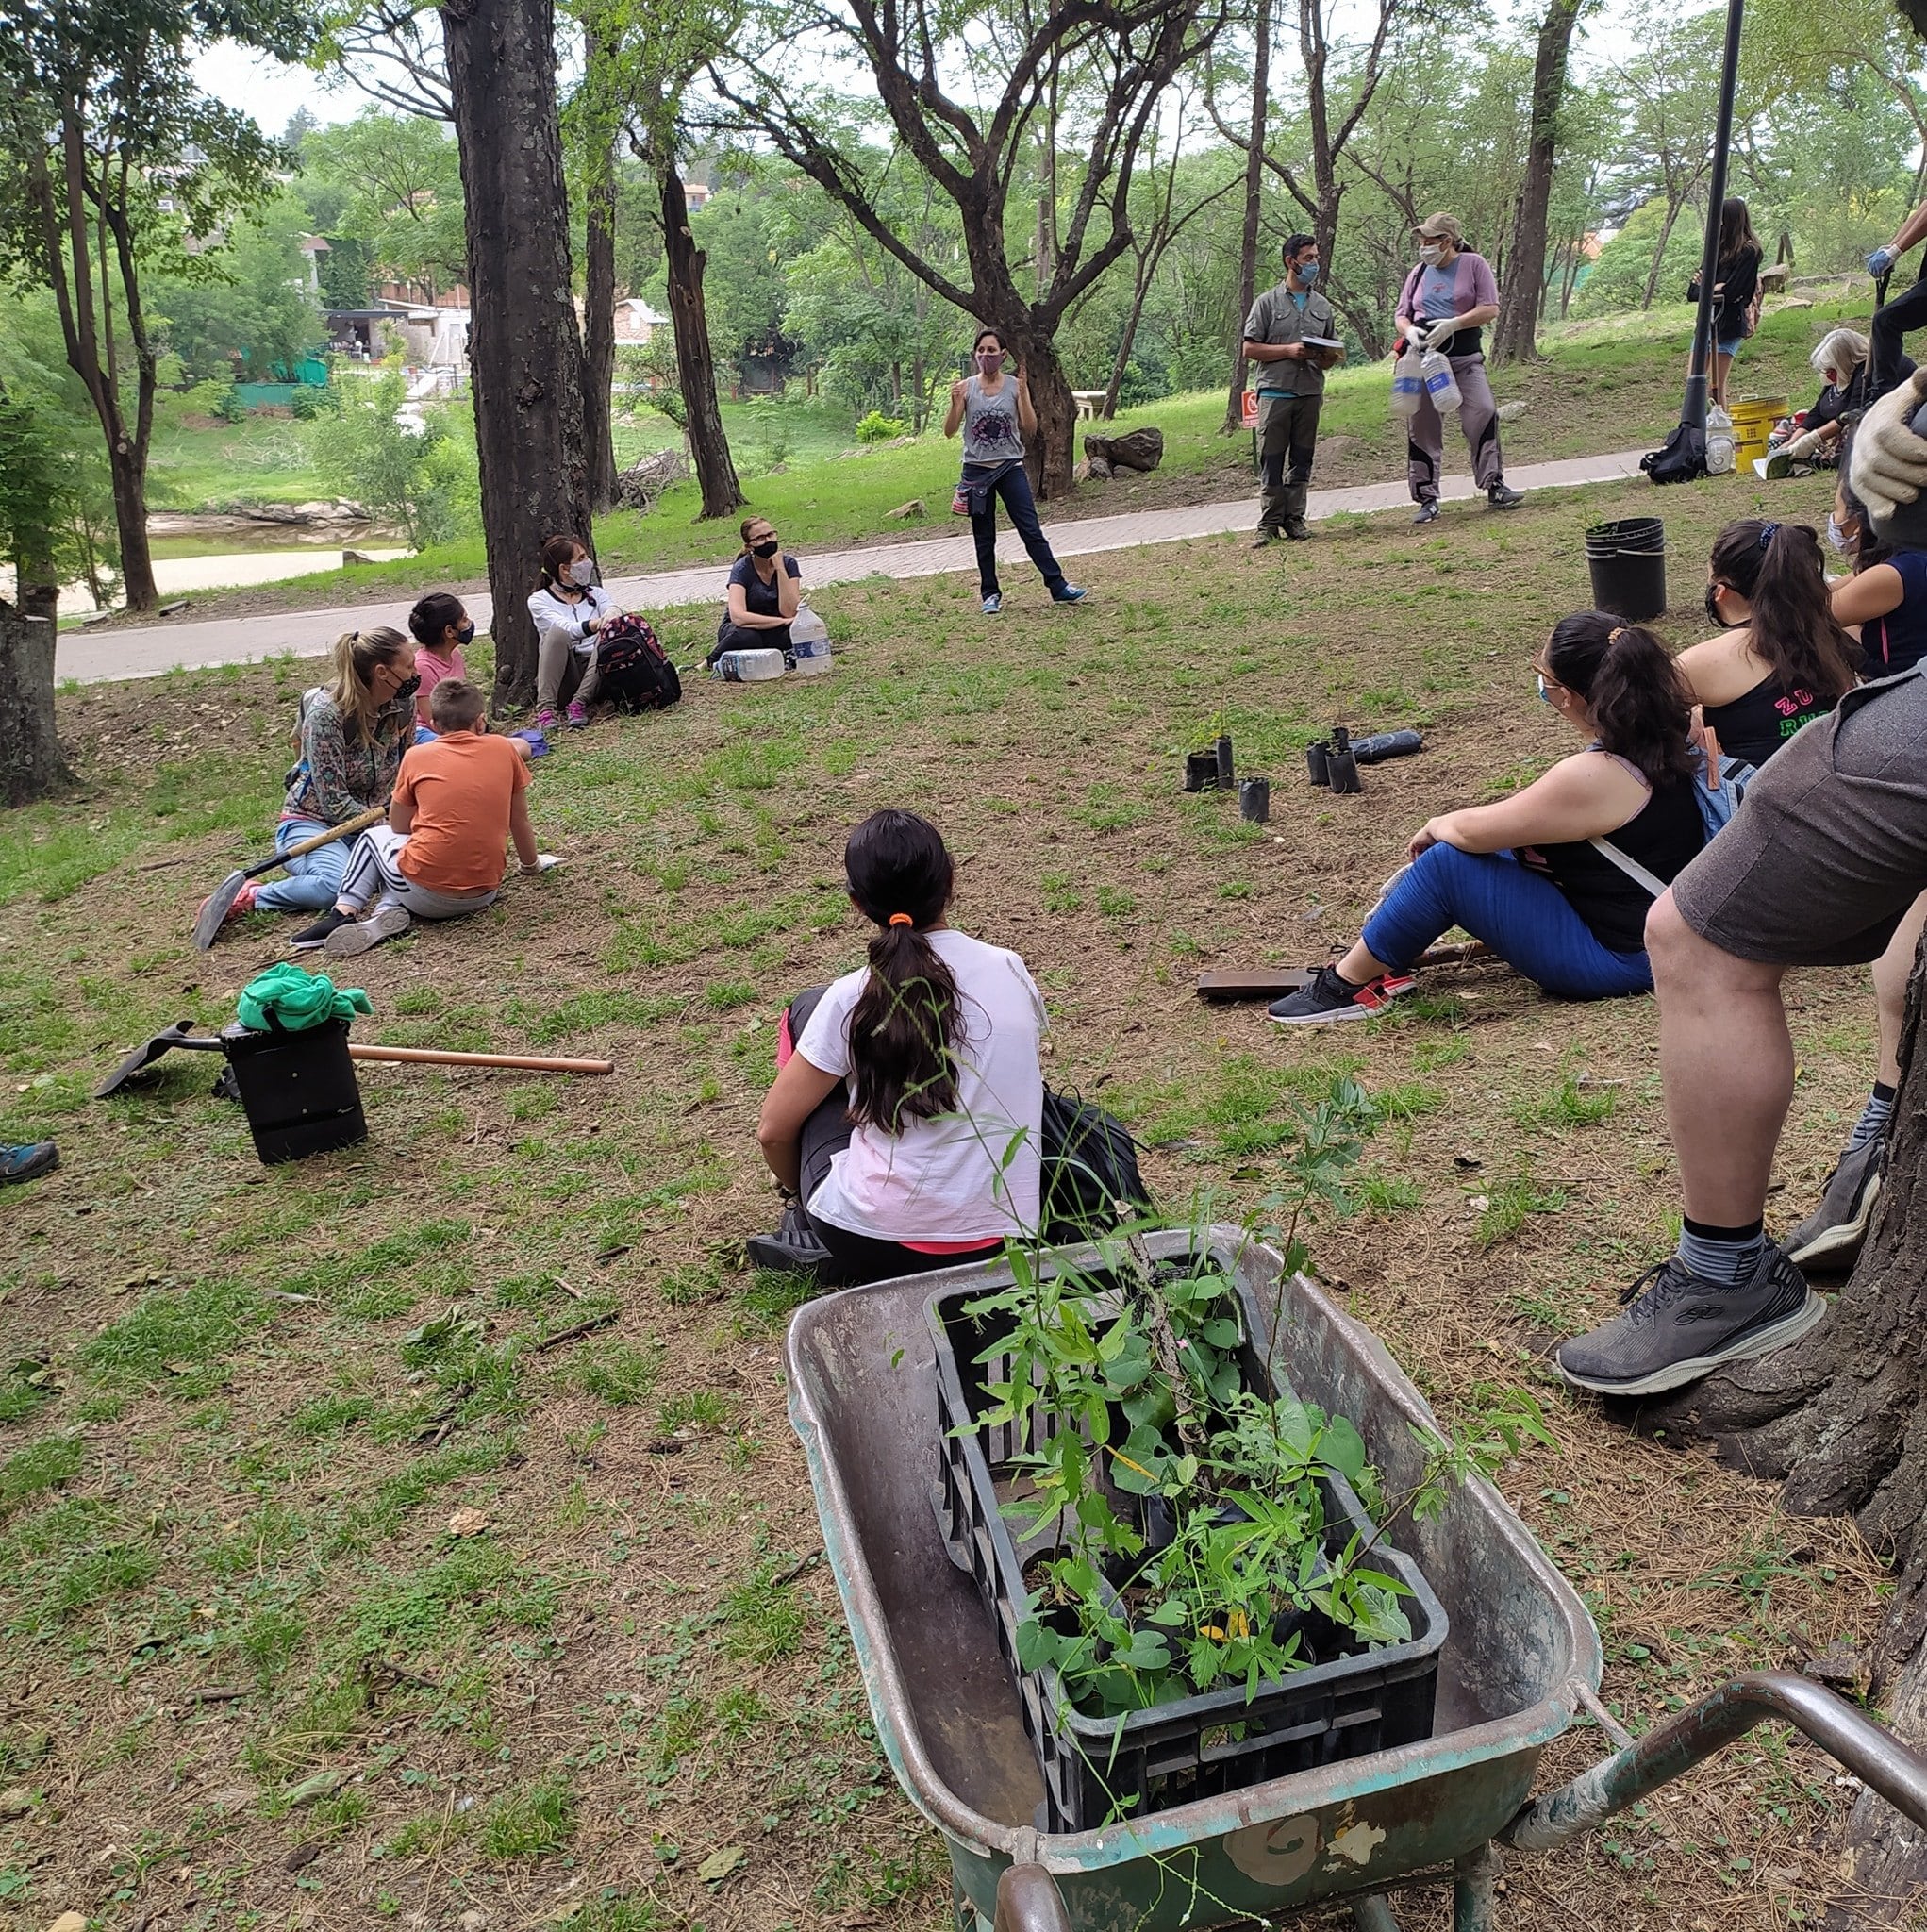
[786,1225,1927,1931]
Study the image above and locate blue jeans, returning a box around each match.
[254,817,356,914]
[1361,843,1653,1000]
[970,464,1068,599]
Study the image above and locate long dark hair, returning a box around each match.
[1718,196,1758,268]
[843,810,961,1132]
[1545,613,1696,785]
[408,591,465,648]
[1708,519,1857,701]
[538,533,587,591]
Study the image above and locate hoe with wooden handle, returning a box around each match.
[94,1021,614,1099]
[192,808,389,951]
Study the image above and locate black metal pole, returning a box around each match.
[1681,0,1747,433]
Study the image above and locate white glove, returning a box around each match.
[1851,367,1927,524]
[1782,427,1825,461]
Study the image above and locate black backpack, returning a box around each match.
[593,614,682,712]
[1640,421,1706,486]
[1038,1087,1154,1242]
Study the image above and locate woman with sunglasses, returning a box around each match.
[709,513,803,666]
[1271,614,1704,1023]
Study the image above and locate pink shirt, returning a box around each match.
[412,642,469,724]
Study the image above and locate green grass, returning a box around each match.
[479,1775,576,1859]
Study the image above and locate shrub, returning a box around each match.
[313,372,472,548]
[855,409,910,443]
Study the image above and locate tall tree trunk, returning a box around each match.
[1636,948,1927,1925]
[0,575,67,808]
[1640,194,1686,310]
[581,22,620,515]
[441,0,591,708]
[1012,325,1077,500]
[106,438,158,613]
[659,161,743,521]
[1104,254,1158,419]
[1492,0,1586,364]
[1224,0,1271,432]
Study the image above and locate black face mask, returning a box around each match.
[456,620,475,645]
[752,541,779,559]
[1704,584,1726,628]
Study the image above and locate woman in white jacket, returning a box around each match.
[529,533,617,730]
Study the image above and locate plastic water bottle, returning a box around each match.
[1705,404,1736,476]
[1420,349,1462,412]
[788,605,832,675]
[712,648,787,683]
[1390,347,1423,419]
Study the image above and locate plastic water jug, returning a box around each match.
[712,647,787,683]
[1705,404,1735,476]
[1420,348,1461,412]
[1390,346,1423,418]
[788,605,832,675]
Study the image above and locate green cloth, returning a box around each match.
[237,964,374,1033]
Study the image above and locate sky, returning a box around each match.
[194,41,359,138]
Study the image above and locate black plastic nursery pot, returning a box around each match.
[220,1018,367,1165]
[1585,517,1668,624]
[927,1257,1446,1836]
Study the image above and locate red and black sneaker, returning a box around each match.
[1269,965,1414,1025]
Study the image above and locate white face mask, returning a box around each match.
[1827,514,1854,556]
[568,558,595,587]
[1418,242,1446,267]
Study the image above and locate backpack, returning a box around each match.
[1038,1087,1154,1243]
[593,614,682,712]
[1590,746,1755,896]
[1640,421,1706,486]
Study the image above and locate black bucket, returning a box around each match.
[1585,517,1667,623]
[221,1019,367,1165]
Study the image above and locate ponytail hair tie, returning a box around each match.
[888,912,914,928]
[1608,626,1627,644]
[1759,521,1779,547]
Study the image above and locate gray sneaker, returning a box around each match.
[324,905,412,958]
[1784,1137,1884,1270]
[1555,1243,1827,1397]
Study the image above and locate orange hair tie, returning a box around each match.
[888,913,914,928]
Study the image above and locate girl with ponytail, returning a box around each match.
[1682,520,1857,768]
[1272,614,1705,1023]
[755,809,1048,1283]
[201,625,420,932]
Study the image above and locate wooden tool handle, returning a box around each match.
[346,1045,615,1075]
[257,806,388,874]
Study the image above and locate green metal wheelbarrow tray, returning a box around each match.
[786,1225,1927,1932]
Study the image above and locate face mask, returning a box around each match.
[568,558,595,588]
[1536,674,1553,705]
[976,351,1003,374]
[1827,515,1853,556]
[752,540,779,559]
[1418,242,1446,266]
[1293,259,1319,284]
[1704,584,1727,627]
[456,620,474,645]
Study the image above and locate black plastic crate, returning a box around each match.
[927,1250,1446,1834]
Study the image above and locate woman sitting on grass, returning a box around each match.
[1677,519,1858,770]
[1829,436,1927,676]
[200,626,420,931]
[1271,615,1705,1024]
[754,809,1048,1284]
[709,514,803,667]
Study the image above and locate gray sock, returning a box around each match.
[1677,1220,1768,1287]
[1846,1083,1896,1153]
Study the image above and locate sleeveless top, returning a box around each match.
[1860,551,1927,676]
[1520,758,1705,954]
[1701,672,1834,770]
[961,375,1026,467]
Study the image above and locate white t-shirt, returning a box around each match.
[797,928,1047,1242]
[527,583,615,657]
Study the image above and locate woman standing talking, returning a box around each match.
[943,329,1088,616]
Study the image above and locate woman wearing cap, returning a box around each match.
[1394,213,1523,525]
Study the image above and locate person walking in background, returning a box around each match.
[1242,234,1340,546]
[943,329,1088,616]
[1396,213,1523,525]
[1686,197,1762,412]
[1866,201,1927,399]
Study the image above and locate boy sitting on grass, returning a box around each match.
[291,679,550,959]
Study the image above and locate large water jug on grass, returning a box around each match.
[788,604,832,675]
[1705,403,1736,476]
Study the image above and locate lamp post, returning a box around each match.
[1679,0,1747,435]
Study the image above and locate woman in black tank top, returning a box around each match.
[1271,614,1706,1024]
[1677,520,1858,769]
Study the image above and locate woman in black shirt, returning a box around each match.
[710,513,802,666]
[1272,615,1704,1023]
[1686,197,1763,410]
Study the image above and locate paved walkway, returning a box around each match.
[58,448,1649,685]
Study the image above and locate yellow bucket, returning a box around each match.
[1730,396,1786,426]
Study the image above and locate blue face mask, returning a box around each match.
[1294,259,1319,284]
[1536,674,1553,704]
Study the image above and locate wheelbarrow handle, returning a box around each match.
[1503,1669,1927,1854]
[993,1865,1071,1932]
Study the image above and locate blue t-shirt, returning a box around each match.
[1863,550,1927,675]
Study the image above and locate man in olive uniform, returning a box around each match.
[1243,234,1338,545]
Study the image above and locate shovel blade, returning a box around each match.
[92,1022,220,1099]
[193,870,246,950]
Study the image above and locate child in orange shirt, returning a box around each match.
[291,680,551,958]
